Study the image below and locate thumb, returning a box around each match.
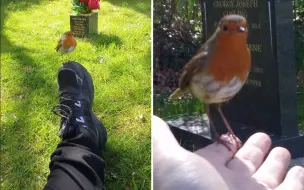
[153,116,188,189]
[152,115,181,152]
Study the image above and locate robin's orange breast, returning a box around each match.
[190,47,251,104]
[208,37,251,82]
[63,36,77,49]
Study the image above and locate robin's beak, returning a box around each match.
[238,26,246,33]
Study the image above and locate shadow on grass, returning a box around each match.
[1,35,58,188]
[91,49,151,188]
[105,0,151,17]
[0,0,45,14]
[88,33,122,47]
[1,0,59,188]
[0,0,47,34]
[103,143,151,189]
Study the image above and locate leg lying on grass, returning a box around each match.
[44,62,107,190]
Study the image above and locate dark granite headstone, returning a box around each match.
[166,0,304,158]
[70,12,98,38]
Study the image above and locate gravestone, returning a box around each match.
[166,0,304,158]
[70,12,98,38]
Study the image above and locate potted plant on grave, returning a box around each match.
[70,0,100,37]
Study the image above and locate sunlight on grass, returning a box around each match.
[1,0,151,189]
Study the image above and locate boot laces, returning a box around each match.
[52,94,75,138]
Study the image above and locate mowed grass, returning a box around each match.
[0,0,151,189]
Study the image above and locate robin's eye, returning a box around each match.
[223,25,228,31]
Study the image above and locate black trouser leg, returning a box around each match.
[44,132,105,190]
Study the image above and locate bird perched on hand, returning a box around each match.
[169,15,251,152]
[55,31,77,62]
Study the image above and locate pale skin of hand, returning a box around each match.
[153,116,304,190]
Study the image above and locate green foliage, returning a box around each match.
[72,0,92,15]
[153,0,204,95]
[154,0,203,70]
[294,0,304,74]
[295,1,304,131]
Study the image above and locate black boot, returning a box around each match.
[52,61,107,155]
[44,62,107,190]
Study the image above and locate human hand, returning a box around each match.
[153,116,304,190]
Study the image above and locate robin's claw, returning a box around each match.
[217,133,242,154]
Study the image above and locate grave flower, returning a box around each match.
[72,0,100,15]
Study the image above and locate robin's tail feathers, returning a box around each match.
[55,45,60,52]
[169,88,183,100]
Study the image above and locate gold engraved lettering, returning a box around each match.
[253,67,264,74]
[235,0,258,8]
[246,79,262,87]
[223,10,247,18]
[213,1,234,8]
[72,17,86,21]
[213,0,258,8]
[250,23,261,30]
[251,67,264,74]
[247,44,262,53]
[71,17,88,36]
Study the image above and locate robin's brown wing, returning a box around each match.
[55,39,62,52]
[55,35,65,52]
[179,36,217,91]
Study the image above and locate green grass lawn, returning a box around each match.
[0,0,151,189]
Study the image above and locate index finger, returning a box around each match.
[227,133,272,175]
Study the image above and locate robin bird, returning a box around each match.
[55,31,77,62]
[169,15,251,152]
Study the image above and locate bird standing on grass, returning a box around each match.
[55,31,77,62]
[169,15,251,153]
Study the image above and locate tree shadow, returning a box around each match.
[87,33,122,47]
[1,0,60,188]
[1,34,59,188]
[0,0,45,31]
[103,143,151,189]
[105,0,151,17]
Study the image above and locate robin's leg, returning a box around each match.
[204,103,220,140]
[216,104,242,148]
[66,54,70,63]
[205,103,241,153]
